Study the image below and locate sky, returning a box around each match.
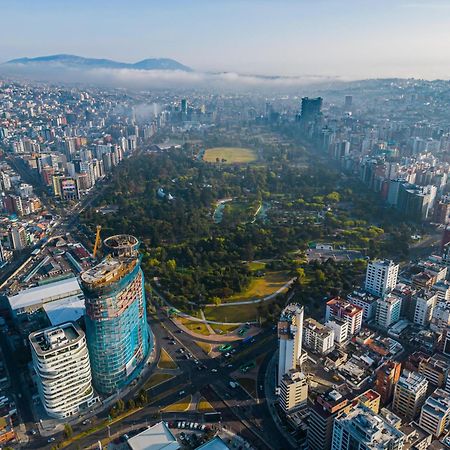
[1,0,450,80]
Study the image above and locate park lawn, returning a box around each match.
[235,377,257,399]
[143,372,175,390]
[179,318,211,336]
[195,341,212,355]
[222,271,291,304]
[203,147,257,164]
[162,395,192,412]
[197,397,215,412]
[212,323,240,334]
[248,261,266,271]
[204,300,276,323]
[157,349,178,370]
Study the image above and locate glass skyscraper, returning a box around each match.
[81,235,151,395]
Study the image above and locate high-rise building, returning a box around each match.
[365,260,399,297]
[419,388,450,437]
[303,318,335,355]
[375,361,401,406]
[344,95,353,110]
[279,369,308,413]
[393,370,428,421]
[9,225,27,251]
[375,294,402,329]
[82,235,151,395]
[413,290,438,326]
[277,304,304,383]
[325,297,363,335]
[331,404,405,450]
[300,97,322,121]
[307,388,350,450]
[29,322,95,419]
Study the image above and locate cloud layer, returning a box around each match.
[0,63,340,91]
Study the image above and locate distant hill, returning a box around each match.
[4,54,193,71]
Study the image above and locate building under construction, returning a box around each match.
[81,234,151,395]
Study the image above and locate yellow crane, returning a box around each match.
[93,225,102,258]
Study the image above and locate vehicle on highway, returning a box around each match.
[239,361,256,373]
[179,390,186,396]
[211,368,218,373]
[48,437,55,443]
[229,381,238,388]
[218,344,232,352]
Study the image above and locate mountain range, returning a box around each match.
[3,54,192,71]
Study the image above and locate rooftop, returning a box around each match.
[29,322,82,355]
[126,421,179,450]
[339,404,405,448]
[195,437,230,450]
[7,276,82,311]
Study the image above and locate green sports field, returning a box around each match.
[203,147,257,164]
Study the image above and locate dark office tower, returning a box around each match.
[345,95,353,109]
[300,97,322,121]
[181,99,188,114]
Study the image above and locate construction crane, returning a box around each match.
[93,225,102,258]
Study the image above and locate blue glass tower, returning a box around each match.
[81,235,151,395]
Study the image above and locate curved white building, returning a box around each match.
[29,322,96,419]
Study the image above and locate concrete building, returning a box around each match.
[7,277,84,319]
[307,388,350,450]
[9,225,27,251]
[277,303,304,383]
[279,370,308,413]
[375,360,402,406]
[419,388,450,438]
[347,290,378,322]
[431,301,450,332]
[325,297,363,335]
[326,319,349,345]
[393,370,428,421]
[29,322,95,419]
[413,291,438,326]
[365,259,399,297]
[331,404,405,450]
[375,294,402,329]
[82,235,151,395]
[126,421,180,450]
[303,318,335,355]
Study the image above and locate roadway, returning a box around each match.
[26,306,292,449]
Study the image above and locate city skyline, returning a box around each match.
[1,0,450,80]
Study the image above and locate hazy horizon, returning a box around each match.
[2,0,450,80]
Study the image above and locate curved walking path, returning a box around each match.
[209,278,296,307]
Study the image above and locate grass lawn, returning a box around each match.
[203,147,257,164]
[179,318,211,336]
[197,397,215,412]
[162,395,192,412]
[222,271,291,304]
[143,372,175,390]
[204,300,274,323]
[235,377,257,398]
[195,340,212,355]
[212,323,240,334]
[248,261,266,271]
[157,349,178,370]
